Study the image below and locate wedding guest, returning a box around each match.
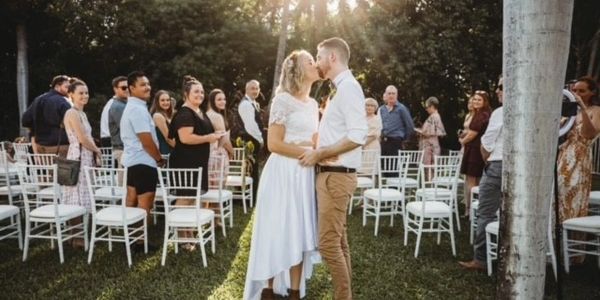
[379,85,414,155]
[22,75,71,157]
[121,71,163,252]
[459,97,475,152]
[204,89,234,184]
[557,76,600,263]
[459,91,491,217]
[168,76,220,250]
[416,96,446,178]
[109,79,129,166]
[245,49,321,300]
[150,90,175,154]
[61,79,101,248]
[100,76,128,147]
[364,97,382,151]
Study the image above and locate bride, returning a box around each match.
[243,50,321,300]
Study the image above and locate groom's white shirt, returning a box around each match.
[317,69,368,169]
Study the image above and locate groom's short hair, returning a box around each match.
[318,37,350,65]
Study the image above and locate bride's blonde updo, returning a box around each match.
[276,50,311,95]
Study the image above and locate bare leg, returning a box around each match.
[289,261,303,290]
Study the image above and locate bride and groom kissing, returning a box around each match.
[244,37,368,300]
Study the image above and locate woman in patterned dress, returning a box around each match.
[558,76,600,263]
[416,97,446,179]
[62,80,101,248]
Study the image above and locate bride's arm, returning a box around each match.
[268,124,309,159]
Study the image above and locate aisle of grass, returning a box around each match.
[0,202,599,299]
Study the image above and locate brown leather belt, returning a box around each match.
[317,165,356,173]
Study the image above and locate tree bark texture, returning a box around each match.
[497,1,573,299]
[271,0,290,100]
[16,23,29,138]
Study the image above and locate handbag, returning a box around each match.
[55,116,82,186]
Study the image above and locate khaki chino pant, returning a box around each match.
[316,171,357,300]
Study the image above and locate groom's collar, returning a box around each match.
[332,69,352,88]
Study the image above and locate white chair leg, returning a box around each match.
[56,221,64,264]
[22,219,30,261]
[486,231,493,276]
[88,219,97,264]
[414,216,424,258]
[241,186,248,214]
[83,214,89,251]
[123,224,132,267]
[563,227,570,274]
[547,224,557,281]
[174,230,179,254]
[449,215,456,256]
[249,185,254,208]
[403,213,409,246]
[108,227,113,252]
[229,200,233,228]
[49,223,54,249]
[362,197,367,226]
[374,205,380,237]
[211,219,216,253]
[161,222,169,266]
[198,225,208,268]
[16,215,23,250]
[143,217,148,254]
[454,197,461,231]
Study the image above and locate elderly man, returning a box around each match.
[379,85,415,155]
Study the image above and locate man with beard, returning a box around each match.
[300,37,368,300]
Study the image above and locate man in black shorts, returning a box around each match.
[120,71,165,251]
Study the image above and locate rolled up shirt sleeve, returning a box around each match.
[339,85,368,145]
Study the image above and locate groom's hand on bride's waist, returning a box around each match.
[299,149,322,166]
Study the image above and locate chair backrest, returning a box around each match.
[157,168,203,217]
[448,150,461,157]
[378,155,409,191]
[16,164,60,214]
[399,149,423,180]
[0,151,16,204]
[12,143,31,164]
[418,155,461,203]
[161,154,170,168]
[208,154,226,191]
[358,149,379,178]
[229,148,246,177]
[435,155,462,182]
[99,147,114,168]
[84,166,127,217]
[27,153,56,166]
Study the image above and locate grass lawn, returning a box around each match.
[0,201,599,299]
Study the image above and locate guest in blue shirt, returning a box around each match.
[120,71,165,252]
[379,85,415,155]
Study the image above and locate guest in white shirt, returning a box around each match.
[459,76,504,271]
[300,37,368,300]
[100,76,128,147]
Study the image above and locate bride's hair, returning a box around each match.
[276,50,310,95]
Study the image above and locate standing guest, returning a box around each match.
[459,97,475,152]
[459,77,504,271]
[22,75,71,157]
[120,71,164,252]
[232,79,265,196]
[150,90,175,154]
[379,85,415,155]
[459,91,491,217]
[557,76,600,264]
[204,89,234,185]
[244,50,321,300]
[300,37,368,300]
[416,96,446,178]
[168,76,220,250]
[100,76,128,147]
[109,77,129,166]
[61,79,101,248]
[363,98,382,151]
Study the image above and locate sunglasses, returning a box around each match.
[118,86,128,91]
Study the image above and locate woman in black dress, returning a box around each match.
[169,76,220,249]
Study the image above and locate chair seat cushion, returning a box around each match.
[39,187,55,199]
[364,188,404,201]
[385,177,418,188]
[0,185,23,197]
[406,201,451,216]
[167,208,214,226]
[589,191,600,205]
[0,205,19,219]
[356,176,374,188]
[30,204,86,219]
[226,175,253,186]
[563,216,600,232]
[201,189,233,202]
[415,188,453,199]
[486,221,499,234]
[432,176,459,187]
[96,207,146,224]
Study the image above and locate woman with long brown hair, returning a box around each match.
[150,90,175,154]
[459,91,491,217]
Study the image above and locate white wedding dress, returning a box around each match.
[244,92,321,299]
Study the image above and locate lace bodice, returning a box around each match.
[269,92,319,144]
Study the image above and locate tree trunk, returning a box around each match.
[497,1,573,299]
[587,29,599,77]
[16,23,29,138]
[271,0,290,101]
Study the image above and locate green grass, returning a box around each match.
[0,202,598,299]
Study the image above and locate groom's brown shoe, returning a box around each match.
[260,288,275,300]
[458,259,486,271]
[288,289,300,300]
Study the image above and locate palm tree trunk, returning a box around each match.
[497,1,574,299]
[16,22,29,138]
[271,0,290,101]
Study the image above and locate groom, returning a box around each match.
[300,37,368,299]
